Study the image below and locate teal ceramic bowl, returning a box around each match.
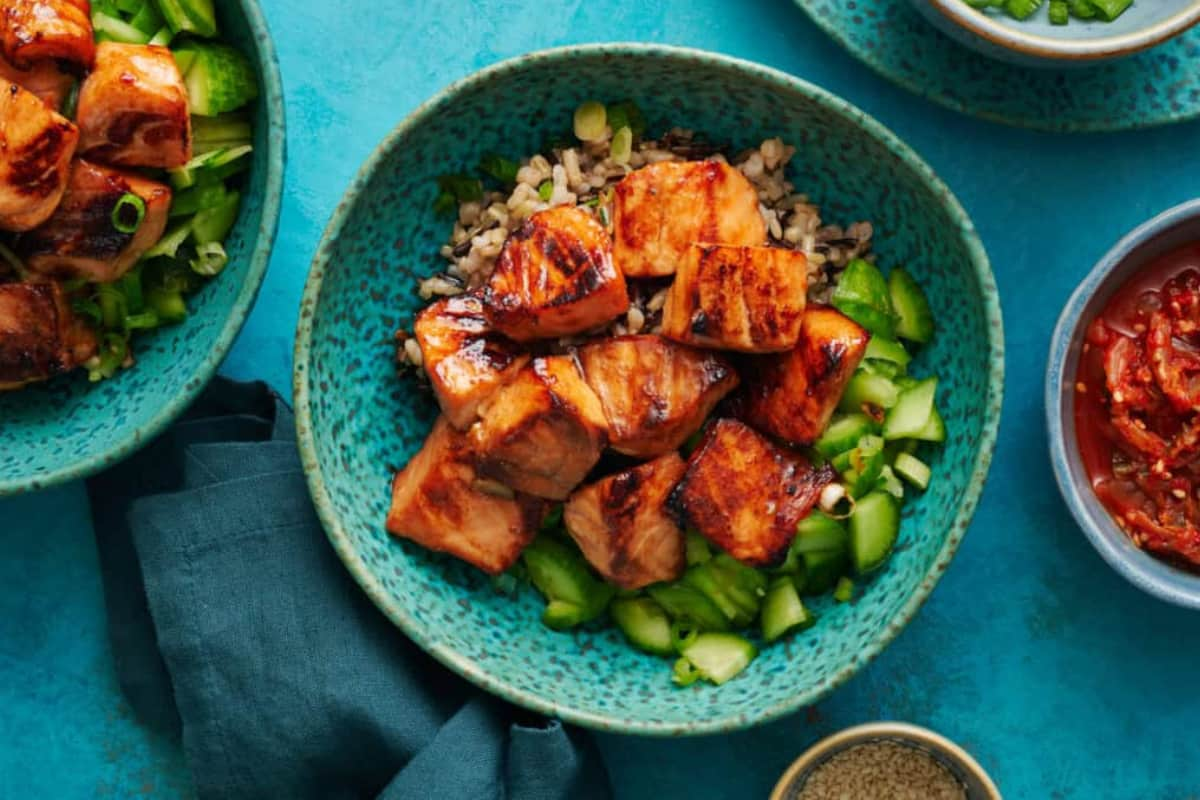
[294,44,1004,735]
[910,0,1200,66]
[0,0,284,496]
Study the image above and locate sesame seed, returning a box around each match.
[797,741,967,800]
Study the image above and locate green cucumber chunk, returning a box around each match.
[888,268,935,344]
[864,336,911,371]
[876,464,905,500]
[802,546,849,596]
[913,405,947,443]
[894,452,932,490]
[833,576,855,603]
[610,597,674,656]
[681,564,749,627]
[685,530,712,565]
[522,537,613,628]
[647,583,730,631]
[155,0,217,37]
[883,377,937,441]
[677,633,757,685]
[761,577,816,642]
[191,190,240,245]
[815,412,878,458]
[849,490,901,574]
[838,370,899,412]
[791,511,849,555]
[175,42,258,116]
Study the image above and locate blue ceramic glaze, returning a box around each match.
[294,44,1004,736]
[0,0,286,496]
[1047,198,1200,609]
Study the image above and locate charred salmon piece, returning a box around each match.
[737,306,869,446]
[611,160,766,278]
[482,205,628,342]
[672,418,834,567]
[469,355,609,500]
[577,334,739,458]
[0,281,96,389]
[564,452,688,590]
[0,81,79,232]
[20,159,170,283]
[1,0,94,69]
[0,53,73,110]
[662,243,808,353]
[76,43,191,169]
[386,416,546,575]
[413,292,530,430]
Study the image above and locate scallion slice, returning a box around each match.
[111,193,147,234]
[190,241,228,276]
[573,101,607,143]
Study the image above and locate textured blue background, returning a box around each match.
[3,1,1200,798]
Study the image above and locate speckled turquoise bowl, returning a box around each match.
[294,44,1004,735]
[0,0,284,496]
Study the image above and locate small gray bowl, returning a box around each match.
[1046,198,1200,610]
[770,721,1001,799]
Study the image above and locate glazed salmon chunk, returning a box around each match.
[0,53,73,110]
[577,334,739,458]
[0,281,96,390]
[611,160,765,278]
[482,205,628,341]
[386,416,545,575]
[672,418,834,567]
[76,43,192,169]
[469,355,609,500]
[0,81,79,231]
[20,159,171,283]
[738,306,869,446]
[413,292,530,430]
[662,243,808,353]
[564,452,688,590]
[1,0,94,69]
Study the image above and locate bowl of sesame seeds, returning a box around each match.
[770,721,1001,800]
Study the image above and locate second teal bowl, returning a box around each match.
[294,44,1004,735]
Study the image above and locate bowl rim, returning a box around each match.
[292,42,1005,736]
[926,0,1200,60]
[769,721,1002,799]
[0,0,286,497]
[1045,198,1200,609]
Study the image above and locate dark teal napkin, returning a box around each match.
[87,378,610,800]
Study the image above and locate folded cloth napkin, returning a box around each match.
[86,377,611,800]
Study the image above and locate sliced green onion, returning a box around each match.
[834,576,855,603]
[610,126,633,165]
[145,221,192,259]
[124,311,160,330]
[572,101,607,143]
[111,193,147,234]
[605,101,646,139]
[96,285,126,329]
[190,241,228,276]
[672,656,702,687]
[87,332,129,382]
[669,619,700,653]
[478,152,519,185]
[146,286,187,323]
[537,180,553,202]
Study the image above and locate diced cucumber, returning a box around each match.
[849,491,901,574]
[155,0,217,37]
[144,221,192,258]
[913,405,947,443]
[542,600,589,631]
[677,633,757,685]
[146,286,187,323]
[172,48,197,75]
[876,464,905,500]
[707,555,767,618]
[894,452,932,491]
[791,511,849,555]
[682,564,749,627]
[863,336,911,371]
[169,182,226,217]
[129,1,165,35]
[888,268,935,344]
[522,537,613,628]
[761,577,816,642]
[92,12,152,43]
[814,413,878,458]
[648,583,730,631]
[148,26,173,46]
[168,144,252,189]
[832,259,898,338]
[832,298,897,339]
[191,190,239,245]
[191,114,253,154]
[175,42,258,116]
[802,546,849,596]
[833,576,855,603]
[610,597,674,656]
[685,530,711,565]
[883,377,937,441]
[838,370,899,412]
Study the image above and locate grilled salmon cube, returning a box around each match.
[469,355,609,500]
[482,205,628,341]
[1,0,94,69]
[672,418,834,567]
[611,160,766,278]
[737,306,869,445]
[386,416,545,575]
[0,81,78,232]
[413,292,530,430]
[0,53,73,110]
[0,281,96,389]
[76,43,192,169]
[20,159,170,283]
[577,334,739,458]
[563,452,688,590]
[662,243,808,353]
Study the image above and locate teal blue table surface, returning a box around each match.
[4,1,1200,798]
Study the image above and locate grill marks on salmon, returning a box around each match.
[0,53,72,110]
[0,81,78,231]
[19,158,170,282]
[564,452,688,590]
[0,280,96,389]
[577,334,739,458]
[736,306,869,446]
[413,292,530,430]
[386,416,546,575]
[483,205,628,342]
[672,418,834,567]
[469,355,609,500]
[1,0,95,69]
[662,243,808,353]
[611,160,765,278]
[76,43,192,169]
